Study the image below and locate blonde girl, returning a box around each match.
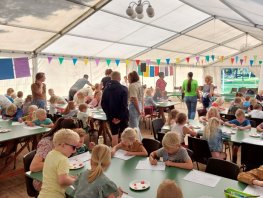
[157,179,183,198]
[20,105,38,123]
[111,127,148,156]
[203,117,227,160]
[144,88,155,107]
[211,97,225,110]
[249,98,258,111]
[166,109,179,126]
[62,101,78,118]
[171,113,197,145]
[74,144,123,198]
[199,107,223,124]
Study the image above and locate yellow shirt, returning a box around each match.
[38,150,69,198]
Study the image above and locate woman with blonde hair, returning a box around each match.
[74,145,123,198]
[203,117,228,160]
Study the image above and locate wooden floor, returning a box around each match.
[0,100,234,198]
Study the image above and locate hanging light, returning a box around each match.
[126,0,155,20]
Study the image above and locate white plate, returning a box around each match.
[0,129,11,133]
[249,133,261,138]
[192,126,201,129]
[129,180,150,191]
[69,160,85,170]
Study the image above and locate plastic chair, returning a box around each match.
[0,139,19,170]
[152,118,165,142]
[241,143,263,171]
[23,150,39,197]
[205,158,240,180]
[188,136,212,170]
[143,106,158,129]
[186,148,194,162]
[142,138,161,156]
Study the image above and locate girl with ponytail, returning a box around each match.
[182,72,199,119]
[74,145,123,198]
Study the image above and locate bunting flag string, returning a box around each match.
[259,60,263,65]
[240,59,244,65]
[244,55,247,63]
[254,55,257,62]
[205,55,210,63]
[235,56,239,63]
[186,57,190,63]
[195,56,200,62]
[176,58,180,64]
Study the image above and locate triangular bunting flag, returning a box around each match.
[176,58,180,64]
[115,59,120,66]
[72,58,78,65]
[186,57,190,63]
[95,58,100,66]
[240,59,244,65]
[211,55,215,61]
[106,59,111,66]
[146,59,151,65]
[58,57,64,65]
[254,55,257,62]
[195,56,200,62]
[125,59,130,65]
[205,55,210,62]
[156,59,161,66]
[249,60,254,67]
[244,55,247,63]
[165,58,170,65]
[230,57,235,65]
[235,56,239,63]
[259,60,263,65]
[135,60,140,66]
[84,58,88,65]
[47,56,52,64]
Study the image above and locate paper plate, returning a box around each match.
[249,133,261,138]
[129,180,150,191]
[0,129,11,133]
[69,160,84,170]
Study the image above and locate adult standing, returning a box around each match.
[128,71,143,140]
[182,72,199,120]
[101,71,129,146]
[202,75,214,109]
[100,69,112,90]
[156,72,167,92]
[31,72,47,109]
[69,74,92,101]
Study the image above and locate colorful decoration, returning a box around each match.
[115,59,120,66]
[249,60,254,66]
[135,60,140,66]
[72,58,78,65]
[211,55,215,61]
[95,58,100,66]
[156,59,161,66]
[165,58,170,65]
[146,59,151,65]
[186,57,190,63]
[58,57,64,65]
[13,57,30,78]
[106,59,111,66]
[83,58,88,65]
[230,57,234,64]
[0,58,15,80]
[47,56,53,64]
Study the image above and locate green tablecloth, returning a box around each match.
[26,156,246,198]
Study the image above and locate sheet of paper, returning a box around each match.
[113,149,135,160]
[11,122,24,126]
[69,152,91,163]
[243,185,263,198]
[23,126,42,130]
[183,170,221,187]
[135,158,165,171]
[242,138,263,146]
[121,194,134,198]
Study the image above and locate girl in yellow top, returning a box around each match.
[111,127,148,156]
[19,105,38,123]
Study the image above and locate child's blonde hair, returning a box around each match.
[176,112,187,125]
[6,104,17,116]
[121,127,137,142]
[235,109,245,118]
[206,107,220,119]
[88,144,111,183]
[205,75,213,84]
[167,109,179,124]
[145,88,152,97]
[162,132,180,149]
[35,109,46,118]
[157,179,183,198]
[215,97,224,105]
[73,128,86,138]
[53,129,80,147]
[49,96,58,104]
[204,117,220,139]
[28,105,38,113]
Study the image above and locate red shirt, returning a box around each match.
[156,79,167,92]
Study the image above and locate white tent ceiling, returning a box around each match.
[0,0,263,65]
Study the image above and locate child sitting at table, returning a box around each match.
[74,144,122,198]
[248,103,263,119]
[211,97,225,111]
[62,101,78,118]
[88,91,102,109]
[153,87,162,101]
[13,91,24,109]
[203,117,228,160]
[20,105,38,123]
[225,109,251,163]
[3,104,23,121]
[157,179,183,198]
[5,88,15,102]
[149,132,193,170]
[199,107,223,124]
[111,127,148,156]
[144,88,155,107]
[243,96,251,110]
[38,129,79,198]
[171,113,197,146]
[248,98,258,111]
[238,165,263,187]
[22,95,32,115]
[74,91,87,106]
[228,97,243,115]
[28,109,54,128]
[166,109,180,126]
[256,122,263,132]
[77,103,89,131]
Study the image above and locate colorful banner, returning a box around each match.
[146,59,151,65]
[144,66,149,77]
[13,57,30,78]
[165,66,168,76]
[125,59,130,65]
[0,58,14,80]
[135,60,140,66]
[150,66,154,77]
[211,55,215,61]
[154,67,159,76]
[170,66,174,76]
[138,65,143,76]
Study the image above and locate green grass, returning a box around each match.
[222,77,259,93]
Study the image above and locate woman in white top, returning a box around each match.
[171,112,197,145]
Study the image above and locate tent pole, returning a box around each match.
[31,53,38,83]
